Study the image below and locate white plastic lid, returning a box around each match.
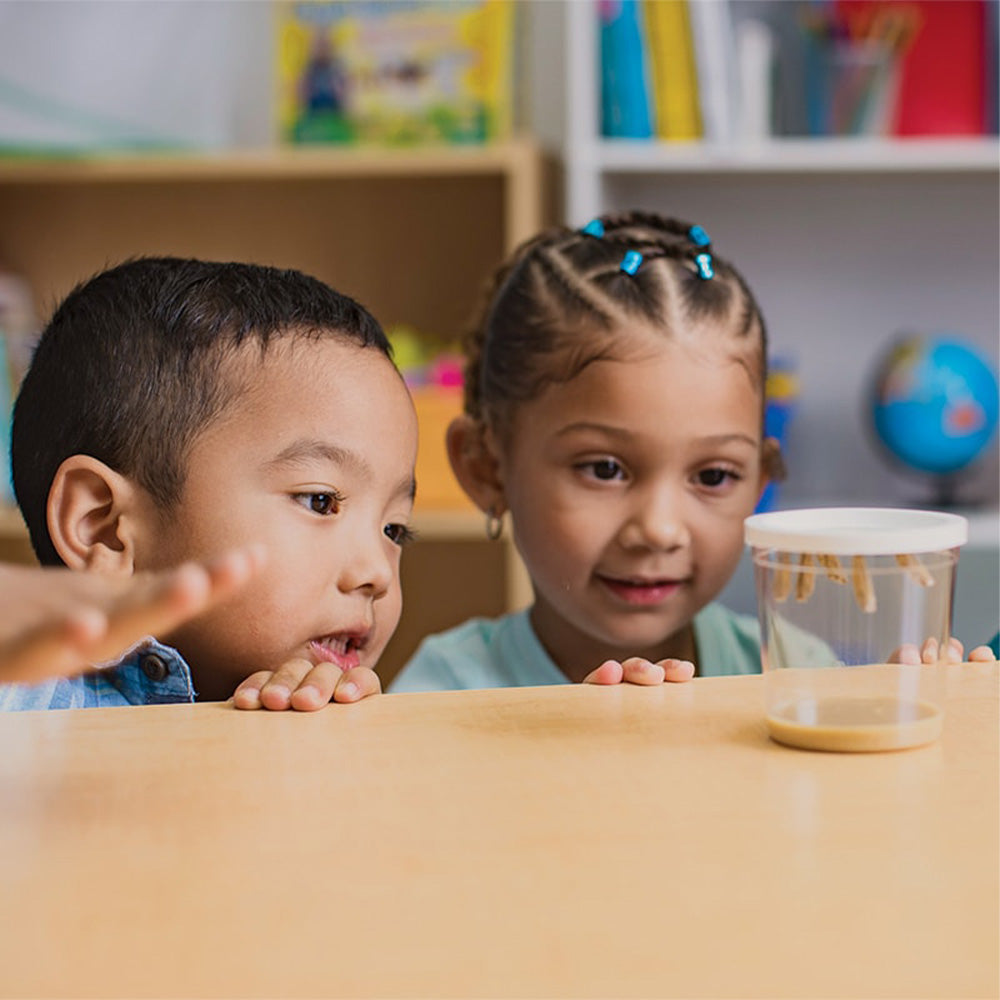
[744,507,968,555]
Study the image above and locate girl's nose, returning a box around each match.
[338,529,393,599]
[619,489,691,551]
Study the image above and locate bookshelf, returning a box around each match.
[560,0,1000,513]
[0,140,544,682]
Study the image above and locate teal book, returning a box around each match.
[600,0,653,138]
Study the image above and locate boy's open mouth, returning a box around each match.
[309,630,370,671]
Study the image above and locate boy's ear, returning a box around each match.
[445,415,507,516]
[47,455,144,575]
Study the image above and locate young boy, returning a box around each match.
[2,257,417,711]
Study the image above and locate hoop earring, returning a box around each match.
[485,509,504,541]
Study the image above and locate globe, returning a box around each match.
[870,336,999,490]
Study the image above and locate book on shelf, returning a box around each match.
[644,0,702,140]
[600,0,654,138]
[275,0,515,146]
[598,0,780,145]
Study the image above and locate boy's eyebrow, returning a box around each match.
[265,439,358,472]
[265,439,417,500]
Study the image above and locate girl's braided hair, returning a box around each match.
[462,210,769,436]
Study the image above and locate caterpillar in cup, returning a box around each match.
[772,551,933,613]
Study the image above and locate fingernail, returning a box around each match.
[234,689,260,709]
[268,685,290,702]
[340,682,359,701]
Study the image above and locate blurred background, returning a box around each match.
[0,0,996,677]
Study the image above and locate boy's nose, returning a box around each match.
[620,489,691,551]
[338,530,393,599]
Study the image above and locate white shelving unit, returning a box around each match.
[557,1,999,514]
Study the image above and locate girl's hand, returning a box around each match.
[583,656,695,685]
[0,546,263,683]
[892,636,997,665]
[232,660,381,711]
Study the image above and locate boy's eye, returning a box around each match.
[294,491,344,515]
[581,459,625,481]
[384,523,415,546]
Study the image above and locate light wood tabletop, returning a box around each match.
[0,665,996,999]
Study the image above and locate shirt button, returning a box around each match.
[140,654,170,683]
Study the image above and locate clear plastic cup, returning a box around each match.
[744,507,967,752]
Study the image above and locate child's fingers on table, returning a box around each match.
[969,644,997,662]
[257,658,314,711]
[582,660,625,685]
[289,663,345,711]
[231,671,275,710]
[945,637,964,663]
[658,658,695,683]
[333,666,382,703]
[620,657,666,685]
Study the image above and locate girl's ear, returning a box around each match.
[47,455,145,575]
[757,436,785,504]
[446,414,507,516]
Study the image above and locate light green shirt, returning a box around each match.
[389,602,764,693]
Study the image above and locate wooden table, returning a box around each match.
[1,666,996,999]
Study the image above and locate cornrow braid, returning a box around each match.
[462,209,769,437]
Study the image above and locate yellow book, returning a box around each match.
[643,0,702,141]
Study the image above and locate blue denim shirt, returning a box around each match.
[0,638,197,711]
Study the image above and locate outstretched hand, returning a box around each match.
[0,546,264,683]
[232,660,382,711]
[583,656,695,685]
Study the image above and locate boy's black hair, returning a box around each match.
[11,257,392,565]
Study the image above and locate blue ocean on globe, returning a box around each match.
[871,336,999,476]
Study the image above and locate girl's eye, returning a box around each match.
[294,492,344,516]
[697,468,739,489]
[581,459,625,481]
[384,523,415,546]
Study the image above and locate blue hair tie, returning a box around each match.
[688,224,711,247]
[695,252,714,280]
[581,218,605,237]
[620,250,643,275]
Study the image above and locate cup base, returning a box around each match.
[767,696,942,752]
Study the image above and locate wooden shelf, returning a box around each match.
[0,138,542,185]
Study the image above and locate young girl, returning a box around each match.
[390,211,993,693]
[390,211,784,692]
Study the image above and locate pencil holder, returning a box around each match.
[744,507,967,752]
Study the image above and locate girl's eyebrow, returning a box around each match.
[554,423,758,449]
[554,421,633,440]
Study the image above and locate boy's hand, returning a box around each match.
[0,546,263,683]
[583,656,695,685]
[232,660,381,711]
[892,636,997,665]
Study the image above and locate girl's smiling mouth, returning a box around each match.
[596,574,686,606]
[309,630,371,671]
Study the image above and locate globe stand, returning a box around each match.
[928,473,961,509]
